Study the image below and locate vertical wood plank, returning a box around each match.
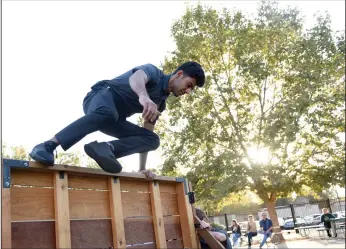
[188,181,201,249]
[176,181,198,249]
[2,187,11,248]
[54,171,71,248]
[150,181,167,249]
[108,177,126,249]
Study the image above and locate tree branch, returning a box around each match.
[204,88,232,141]
[204,58,251,160]
[257,78,268,149]
[264,97,285,115]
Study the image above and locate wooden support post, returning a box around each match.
[149,181,167,249]
[2,187,11,248]
[54,171,71,248]
[108,177,126,249]
[188,181,201,249]
[177,181,198,249]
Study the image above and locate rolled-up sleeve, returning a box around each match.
[132,64,161,82]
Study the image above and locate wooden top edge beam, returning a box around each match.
[3,159,179,182]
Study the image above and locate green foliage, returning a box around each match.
[2,142,29,160]
[86,156,100,169]
[55,151,81,166]
[158,0,345,212]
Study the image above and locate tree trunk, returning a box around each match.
[266,193,285,241]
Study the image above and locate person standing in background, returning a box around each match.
[320,208,336,237]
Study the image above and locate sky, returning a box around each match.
[2,1,345,179]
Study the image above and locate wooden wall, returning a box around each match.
[2,162,198,249]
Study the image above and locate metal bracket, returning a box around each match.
[59,171,65,179]
[114,176,118,183]
[176,177,189,195]
[188,191,195,204]
[2,159,30,188]
[154,180,158,186]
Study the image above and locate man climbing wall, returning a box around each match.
[29,62,205,177]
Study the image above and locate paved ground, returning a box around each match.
[236,230,345,249]
[273,238,346,248]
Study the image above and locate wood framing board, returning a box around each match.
[149,181,167,249]
[2,187,11,248]
[109,177,126,249]
[54,171,71,248]
[176,182,198,249]
[26,161,177,182]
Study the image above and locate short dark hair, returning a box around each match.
[173,61,205,87]
[195,208,208,221]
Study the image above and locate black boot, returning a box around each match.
[29,141,58,166]
[84,141,123,173]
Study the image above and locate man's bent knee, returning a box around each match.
[149,133,160,150]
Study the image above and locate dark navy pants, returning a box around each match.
[54,86,160,158]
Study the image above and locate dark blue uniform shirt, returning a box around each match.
[91,64,171,118]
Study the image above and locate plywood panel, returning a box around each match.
[126,243,156,249]
[122,192,151,217]
[121,180,150,193]
[12,170,53,187]
[124,218,155,245]
[69,189,110,219]
[167,239,184,249]
[68,174,108,190]
[161,192,179,216]
[159,183,177,194]
[11,187,54,221]
[70,219,113,248]
[12,221,55,248]
[164,216,182,240]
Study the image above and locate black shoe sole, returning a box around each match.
[29,152,54,166]
[84,142,122,173]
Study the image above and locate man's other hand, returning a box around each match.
[200,220,211,229]
[139,95,159,122]
[140,169,156,180]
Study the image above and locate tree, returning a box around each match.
[55,151,81,166]
[157,0,345,235]
[1,143,29,160]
